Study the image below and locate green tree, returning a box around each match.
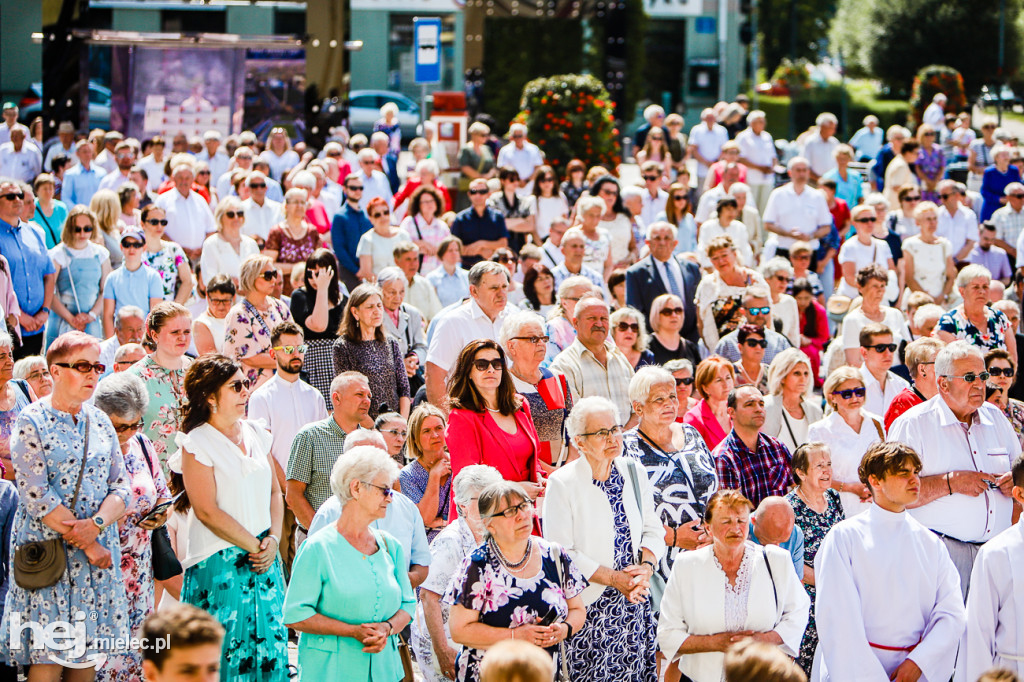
[757,0,834,76]
[829,0,877,77]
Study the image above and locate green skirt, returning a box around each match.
[182,534,291,681]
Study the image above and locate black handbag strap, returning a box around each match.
[762,547,778,612]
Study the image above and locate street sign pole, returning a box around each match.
[414,17,442,126]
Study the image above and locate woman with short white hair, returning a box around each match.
[284,445,415,681]
[760,258,801,347]
[936,264,1016,356]
[762,348,822,453]
[200,196,261,287]
[501,309,575,472]
[544,396,664,682]
[574,194,615,280]
[981,143,1022,221]
[264,187,322,296]
[902,200,956,305]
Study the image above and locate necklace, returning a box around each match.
[490,537,533,570]
[486,406,502,413]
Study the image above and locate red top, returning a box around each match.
[393,178,453,214]
[799,300,830,352]
[305,199,331,234]
[156,181,211,204]
[683,399,730,451]
[883,387,924,431]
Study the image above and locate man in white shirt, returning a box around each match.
[0,126,41,183]
[540,217,567,269]
[858,323,910,415]
[813,441,966,682]
[694,163,741,225]
[729,183,765,259]
[137,137,167,192]
[936,179,979,261]
[801,112,839,181]
[639,161,668,225]
[196,130,230,186]
[394,242,442,322]
[355,148,393,211]
[43,122,77,172]
[550,227,606,293]
[94,130,122,174]
[98,141,136,193]
[0,103,19,147]
[240,171,282,248]
[923,93,947,130]
[97,305,146,379]
[425,261,514,407]
[688,108,729,190]
[736,109,777,213]
[214,145,253,198]
[155,160,216,261]
[763,157,833,260]
[888,340,1019,597]
[955,454,1024,681]
[248,321,329,564]
[496,123,545,196]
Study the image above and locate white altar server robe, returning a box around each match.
[812,504,966,682]
[955,520,1024,681]
[657,542,810,682]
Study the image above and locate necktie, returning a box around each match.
[663,259,683,300]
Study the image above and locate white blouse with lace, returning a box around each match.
[715,545,756,632]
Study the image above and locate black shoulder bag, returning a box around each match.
[137,436,183,580]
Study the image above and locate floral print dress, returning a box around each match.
[223,297,293,390]
[142,241,188,301]
[937,305,1013,351]
[97,435,171,682]
[444,537,587,682]
[127,355,190,473]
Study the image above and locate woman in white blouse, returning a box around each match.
[200,196,261,287]
[839,264,911,368]
[590,176,637,270]
[806,366,883,517]
[902,200,956,306]
[168,353,289,679]
[657,489,810,682]
[697,197,752,269]
[762,349,822,454]
[574,195,615,281]
[836,204,896,299]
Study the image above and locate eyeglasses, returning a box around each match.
[468,189,489,195]
[380,428,407,439]
[831,387,867,400]
[774,275,793,283]
[659,307,684,316]
[113,418,145,433]
[261,270,280,281]
[272,344,308,354]
[616,321,640,333]
[54,361,105,375]
[902,196,922,202]
[580,425,623,440]
[854,217,878,223]
[742,338,768,348]
[360,481,394,498]
[746,306,771,316]
[225,210,244,219]
[249,183,267,189]
[226,378,251,393]
[0,192,24,201]
[488,500,534,519]
[121,240,145,249]
[73,225,94,234]
[472,358,503,372]
[943,372,992,383]
[988,366,1015,377]
[498,256,518,264]
[598,189,618,197]
[145,218,169,226]
[208,296,234,306]
[511,335,550,345]
[863,343,897,353]
[643,175,661,182]
[675,376,694,387]
[370,211,390,219]
[25,369,50,381]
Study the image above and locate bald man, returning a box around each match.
[748,496,805,578]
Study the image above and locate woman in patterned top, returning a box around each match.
[140,204,193,304]
[222,254,293,392]
[447,480,587,682]
[400,403,451,542]
[264,188,322,296]
[937,264,1017,358]
[984,348,1024,448]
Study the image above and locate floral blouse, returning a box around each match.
[142,241,188,301]
[223,297,293,391]
[1001,399,1024,449]
[265,223,321,295]
[127,355,191,472]
[937,305,1012,351]
[444,538,587,682]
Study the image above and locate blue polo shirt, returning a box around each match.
[63,163,107,207]
[330,202,373,275]
[103,263,164,315]
[450,206,509,268]
[749,521,805,578]
[0,218,56,336]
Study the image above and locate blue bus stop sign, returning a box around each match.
[414,18,442,85]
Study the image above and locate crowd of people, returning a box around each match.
[0,93,1023,682]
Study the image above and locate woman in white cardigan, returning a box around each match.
[762,348,824,454]
[543,396,665,682]
[657,489,810,682]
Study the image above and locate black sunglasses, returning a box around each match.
[226,378,251,393]
[468,189,489,195]
[73,225,94,234]
[643,175,661,182]
[145,219,169,226]
[742,338,768,348]
[863,343,897,353]
[261,270,280,281]
[832,387,867,400]
[675,376,694,386]
[121,240,145,249]
[249,183,267,189]
[225,210,245,219]
[0,192,24,201]
[114,418,145,433]
[988,366,1015,377]
[854,217,878,223]
[616,321,640,333]
[472,358,503,372]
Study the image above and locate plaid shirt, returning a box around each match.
[712,429,793,507]
[287,416,348,522]
[550,338,635,425]
[991,204,1024,255]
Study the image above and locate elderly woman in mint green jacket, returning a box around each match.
[284,445,416,680]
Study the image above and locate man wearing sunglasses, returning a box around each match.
[98,141,136,193]
[329,172,374,291]
[97,305,146,379]
[714,287,792,364]
[240,171,282,248]
[450,177,509,269]
[0,179,55,359]
[638,161,668,225]
[937,178,979,264]
[857,323,910,417]
[889,341,1019,599]
[354,147,393,210]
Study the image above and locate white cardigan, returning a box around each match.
[657,542,810,682]
[542,455,666,605]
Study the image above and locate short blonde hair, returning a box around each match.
[609,306,649,352]
[238,254,275,294]
[330,445,400,506]
[213,195,245,231]
[649,293,684,333]
[822,366,864,409]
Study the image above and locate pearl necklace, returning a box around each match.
[490,537,533,571]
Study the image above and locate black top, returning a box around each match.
[648,334,701,368]
[289,286,345,341]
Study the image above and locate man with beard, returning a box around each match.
[247,320,329,566]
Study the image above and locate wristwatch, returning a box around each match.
[91,516,105,530]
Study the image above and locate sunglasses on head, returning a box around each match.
[54,361,106,375]
[472,358,503,372]
[832,387,867,400]
[863,343,897,353]
[746,306,771,316]
[226,378,251,393]
[261,270,280,281]
[616,321,640,333]
[742,338,767,348]
[145,218,169,226]
[675,376,694,386]
[73,225,94,234]
[988,366,1014,377]
[944,371,991,383]
[225,210,244,219]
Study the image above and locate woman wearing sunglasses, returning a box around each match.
[984,349,1024,448]
[101,226,165,341]
[139,204,194,305]
[199,196,260,290]
[265,187,322,296]
[445,340,544,519]
[807,366,883,517]
[168,354,289,680]
[836,205,897,300]
[762,348,822,454]
[502,310,575,474]
[665,359,698,417]
[733,324,769,394]
[45,205,111,346]
[648,294,701,369]
[356,196,411,282]
[223,254,294,392]
[610,306,655,371]
[1,332,132,675]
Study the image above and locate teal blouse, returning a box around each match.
[284,526,416,681]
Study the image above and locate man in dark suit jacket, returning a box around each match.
[625,221,702,346]
[370,133,401,194]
